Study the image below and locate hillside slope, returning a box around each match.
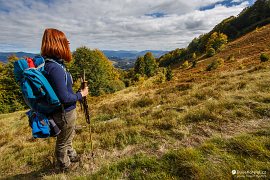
[1,26,270,179]
[158,0,270,67]
[171,24,270,81]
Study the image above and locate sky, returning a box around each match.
[0,0,255,53]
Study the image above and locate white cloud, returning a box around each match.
[0,0,250,52]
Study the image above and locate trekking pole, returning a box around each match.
[80,70,94,161]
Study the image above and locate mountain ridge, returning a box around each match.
[0,50,168,63]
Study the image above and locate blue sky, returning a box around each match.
[200,0,255,10]
[0,0,254,52]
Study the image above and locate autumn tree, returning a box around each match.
[72,46,125,96]
[206,32,228,52]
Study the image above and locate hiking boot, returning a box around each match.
[59,162,79,173]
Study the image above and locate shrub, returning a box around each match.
[154,71,166,84]
[206,48,215,57]
[182,61,189,69]
[260,53,269,62]
[192,60,197,68]
[206,58,224,71]
[192,52,197,60]
[165,66,173,81]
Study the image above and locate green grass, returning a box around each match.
[0,111,55,178]
[89,130,270,180]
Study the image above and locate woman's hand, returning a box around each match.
[80,86,89,97]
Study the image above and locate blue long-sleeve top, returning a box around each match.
[44,59,82,112]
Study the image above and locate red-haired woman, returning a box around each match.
[41,28,88,172]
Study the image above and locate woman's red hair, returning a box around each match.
[41,28,72,62]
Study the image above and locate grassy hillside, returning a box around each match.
[1,25,270,179]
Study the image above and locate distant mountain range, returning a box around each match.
[0,50,168,69]
[102,50,168,59]
[0,52,37,62]
[103,50,168,69]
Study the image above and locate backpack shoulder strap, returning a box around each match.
[33,56,45,71]
[45,58,68,85]
[44,58,68,122]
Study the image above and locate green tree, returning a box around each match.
[187,37,199,53]
[144,52,158,77]
[72,46,125,96]
[134,56,145,75]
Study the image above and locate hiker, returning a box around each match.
[41,28,89,171]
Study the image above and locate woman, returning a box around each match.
[41,28,88,171]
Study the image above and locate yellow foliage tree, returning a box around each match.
[206,32,228,52]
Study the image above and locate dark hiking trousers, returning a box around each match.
[52,108,77,168]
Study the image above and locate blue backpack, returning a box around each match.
[14,56,62,138]
[14,56,61,113]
